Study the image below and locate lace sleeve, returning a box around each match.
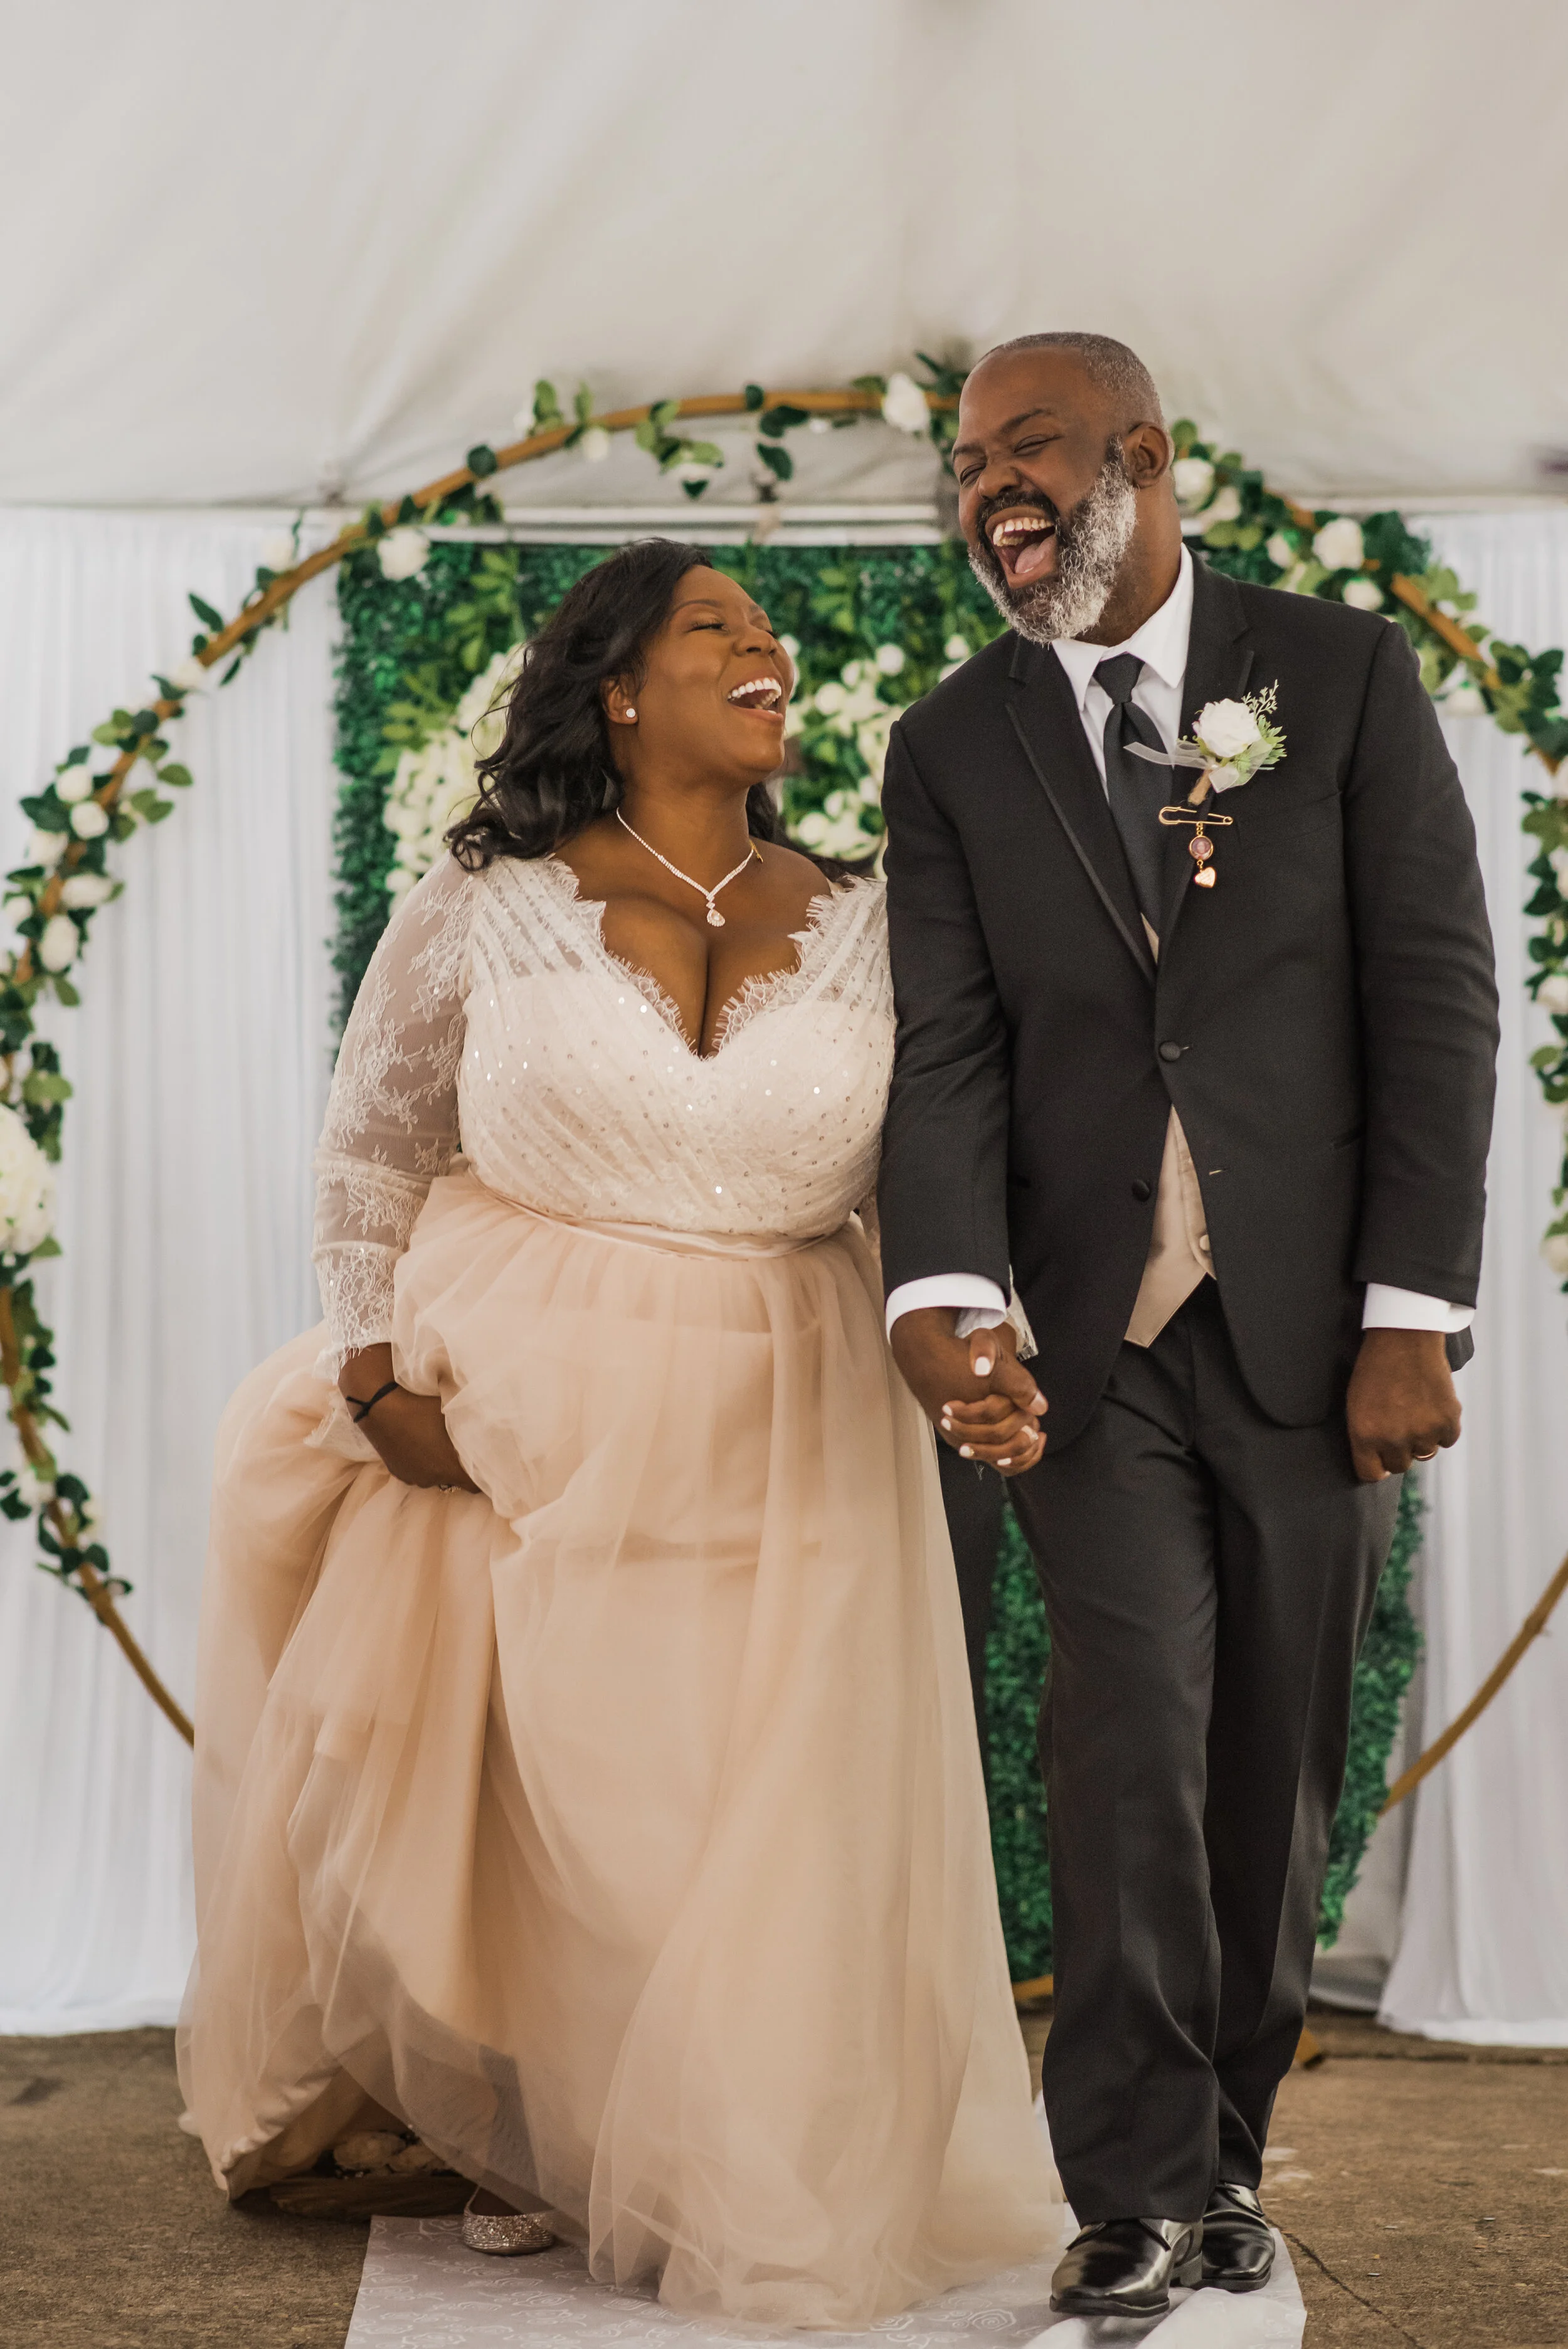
[313,855,476,1371]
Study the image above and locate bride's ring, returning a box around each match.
[1412,1449,1439,1462]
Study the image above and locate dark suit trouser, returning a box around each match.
[937,1444,1007,1764]
[1009,1281,1400,2222]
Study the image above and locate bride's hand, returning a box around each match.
[338,1344,481,1493]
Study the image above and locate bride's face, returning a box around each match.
[608,568,794,788]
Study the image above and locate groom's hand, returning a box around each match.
[1346,1328,1461,1482]
[889,1308,1047,1477]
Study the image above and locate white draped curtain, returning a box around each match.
[0,510,337,2029]
[0,505,1564,2039]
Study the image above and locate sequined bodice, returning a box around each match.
[313,854,892,1364]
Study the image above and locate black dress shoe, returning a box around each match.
[1050,2217,1204,2316]
[1200,2182,1275,2291]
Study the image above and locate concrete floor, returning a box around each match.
[3,2018,1565,2347]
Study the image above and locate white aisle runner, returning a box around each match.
[344,2218,1305,2348]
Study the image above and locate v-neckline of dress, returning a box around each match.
[532,854,854,1063]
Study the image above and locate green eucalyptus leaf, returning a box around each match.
[189,593,223,630]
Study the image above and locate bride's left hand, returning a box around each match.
[339,1343,481,1492]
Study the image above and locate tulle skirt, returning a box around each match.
[177,1172,1057,2326]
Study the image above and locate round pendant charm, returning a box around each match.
[1193,866,1217,889]
[706,908,726,927]
[1189,835,1214,863]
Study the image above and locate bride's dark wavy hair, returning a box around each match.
[448,538,793,869]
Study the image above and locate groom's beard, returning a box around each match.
[968,448,1138,644]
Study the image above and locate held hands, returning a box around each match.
[888,1307,1046,1477]
[1346,1328,1461,1483]
[338,1343,480,1493]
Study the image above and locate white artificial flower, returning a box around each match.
[812,681,847,717]
[1200,485,1242,529]
[1537,973,1568,1015]
[171,654,220,692]
[1438,671,1485,716]
[841,660,863,688]
[1265,533,1296,570]
[60,873,115,910]
[780,634,800,659]
[38,913,79,971]
[1171,457,1216,510]
[881,371,930,436]
[1313,517,1365,573]
[15,1461,53,1509]
[1544,1231,1568,1277]
[854,708,898,786]
[70,801,109,839]
[1342,578,1385,612]
[385,866,416,899]
[259,529,297,570]
[874,644,906,675]
[578,426,611,464]
[808,416,833,435]
[944,634,970,661]
[0,1102,55,1256]
[3,896,29,928]
[26,829,67,870]
[56,766,95,805]
[672,457,717,485]
[1194,699,1263,760]
[377,528,430,583]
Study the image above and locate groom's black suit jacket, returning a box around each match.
[877,559,1500,1450]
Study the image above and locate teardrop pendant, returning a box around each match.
[706,908,726,927]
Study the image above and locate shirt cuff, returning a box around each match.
[1362,1283,1475,1334]
[885,1274,1009,1341]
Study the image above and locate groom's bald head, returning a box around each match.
[980,332,1165,435]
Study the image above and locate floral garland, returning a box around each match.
[11,362,1567,1752]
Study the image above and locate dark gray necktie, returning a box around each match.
[1096,652,1173,930]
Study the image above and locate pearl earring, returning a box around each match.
[623,707,637,721]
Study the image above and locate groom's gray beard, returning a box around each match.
[969,450,1138,644]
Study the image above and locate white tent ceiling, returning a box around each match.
[3,0,1565,511]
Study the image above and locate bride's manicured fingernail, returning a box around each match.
[940,1413,953,1431]
[973,1355,993,1376]
[999,1457,1012,1468]
[959,1445,974,1459]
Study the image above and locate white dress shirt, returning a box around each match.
[885,547,1473,1342]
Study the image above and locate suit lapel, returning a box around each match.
[1007,637,1156,987]
[1158,559,1255,950]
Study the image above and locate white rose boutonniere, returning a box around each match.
[1126,685,1286,890]
[1188,688,1286,790]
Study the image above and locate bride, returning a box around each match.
[178,539,1057,2326]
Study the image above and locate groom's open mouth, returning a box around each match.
[986,507,1059,586]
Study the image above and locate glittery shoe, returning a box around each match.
[461,2190,558,2256]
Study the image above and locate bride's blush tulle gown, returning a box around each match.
[177,852,1058,2326]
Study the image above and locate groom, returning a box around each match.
[878,334,1498,2317]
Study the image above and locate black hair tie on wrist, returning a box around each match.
[348,1377,402,1424]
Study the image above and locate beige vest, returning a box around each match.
[1126,918,1212,1348]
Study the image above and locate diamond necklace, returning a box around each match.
[615,810,760,928]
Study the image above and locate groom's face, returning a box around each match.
[953,352,1138,642]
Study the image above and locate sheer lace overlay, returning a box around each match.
[314,852,892,1366]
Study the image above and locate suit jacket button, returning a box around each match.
[1158,1041,1185,1062]
[1131,1178,1153,1201]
